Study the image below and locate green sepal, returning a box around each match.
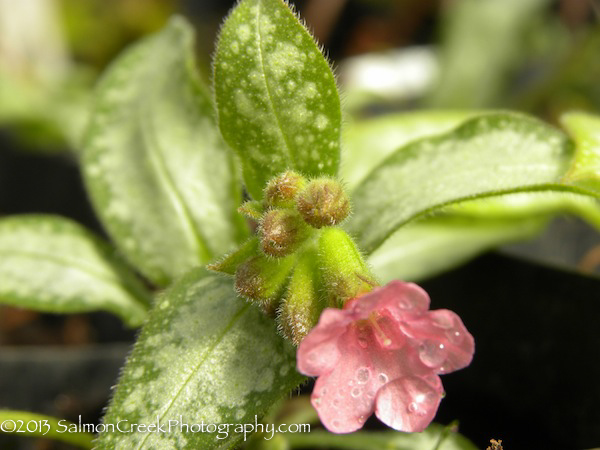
[278,248,323,345]
[235,253,297,315]
[239,200,265,221]
[318,228,377,307]
[207,237,259,275]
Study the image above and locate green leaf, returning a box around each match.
[427,0,551,108]
[0,409,94,449]
[368,215,545,283]
[368,191,600,282]
[214,0,341,200]
[96,269,305,449]
[283,423,477,450]
[347,112,600,255]
[341,111,479,190]
[82,17,245,286]
[561,111,600,193]
[0,215,150,327]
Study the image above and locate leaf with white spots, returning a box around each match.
[341,110,479,190]
[0,215,150,327]
[367,191,600,282]
[82,17,246,286]
[214,0,341,200]
[96,269,305,449]
[346,112,600,255]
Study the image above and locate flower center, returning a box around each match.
[368,312,392,347]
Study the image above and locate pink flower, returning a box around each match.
[297,281,474,433]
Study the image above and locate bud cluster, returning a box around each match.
[208,170,376,345]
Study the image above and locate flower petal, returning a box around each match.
[374,376,443,432]
[401,309,475,373]
[353,281,430,319]
[309,347,378,433]
[297,308,350,375]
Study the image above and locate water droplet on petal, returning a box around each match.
[419,340,448,368]
[446,329,463,344]
[407,402,418,413]
[356,367,370,384]
[351,387,362,398]
[313,397,321,406]
[331,419,341,429]
[378,373,389,384]
[320,387,328,396]
[348,379,354,386]
[358,336,368,348]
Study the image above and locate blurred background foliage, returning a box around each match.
[2,0,599,149]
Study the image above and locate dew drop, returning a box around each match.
[407,402,418,413]
[357,337,368,348]
[348,379,354,386]
[446,329,463,344]
[356,368,370,384]
[331,419,341,429]
[351,387,362,398]
[419,340,448,368]
[313,397,321,406]
[320,387,328,396]
[378,373,389,384]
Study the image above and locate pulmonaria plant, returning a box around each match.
[2,0,600,448]
[211,168,474,434]
[297,281,474,433]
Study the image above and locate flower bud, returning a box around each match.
[234,254,296,315]
[278,251,323,345]
[260,209,310,258]
[296,178,350,228]
[264,171,307,208]
[318,228,377,307]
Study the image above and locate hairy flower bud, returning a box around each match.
[260,209,310,258]
[318,227,376,307]
[234,254,295,315]
[296,178,350,228]
[278,251,323,345]
[264,171,307,208]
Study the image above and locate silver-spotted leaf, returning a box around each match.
[347,112,600,254]
[96,269,305,449]
[82,17,245,286]
[368,192,600,282]
[214,0,341,199]
[341,110,479,190]
[0,215,150,326]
